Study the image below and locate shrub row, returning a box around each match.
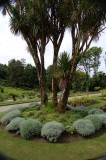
[73,113,106,137]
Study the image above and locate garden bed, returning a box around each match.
[1,125,106,144]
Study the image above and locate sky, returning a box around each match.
[0,13,106,72]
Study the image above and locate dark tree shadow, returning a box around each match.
[0,153,14,160]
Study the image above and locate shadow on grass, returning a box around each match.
[0,153,14,160]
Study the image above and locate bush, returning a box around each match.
[6,117,25,132]
[6,105,25,113]
[41,121,65,142]
[20,119,42,140]
[84,115,102,131]
[0,94,4,102]
[28,102,40,111]
[1,110,21,125]
[67,106,88,116]
[96,114,106,127]
[73,119,95,136]
[88,108,104,115]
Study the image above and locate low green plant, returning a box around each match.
[67,106,88,116]
[88,108,104,115]
[68,96,96,107]
[43,102,55,114]
[84,115,102,131]
[6,117,25,132]
[73,119,95,136]
[6,105,25,113]
[41,121,65,142]
[20,119,42,140]
[1,110,21,125]
[96,114,106,127]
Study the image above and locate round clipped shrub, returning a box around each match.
[41,121,65,142]
[67,106,88,116]
[6,117,25,132]
[6,105,25,113]
[1,110,21,126]
[20,119,42,140]
[88,108,104,115]
[28,102,40,110]
[96,114,106,127]
[84,115,102,131]
[73,119,95,136]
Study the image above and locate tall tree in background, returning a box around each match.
[79,47,102,94]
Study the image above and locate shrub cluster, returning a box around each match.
[88,108,104,115]
[1,110,21,125]
[96,114,106,127]
[84,115,102,131]
[41,121,65,142]
[28,102,40,111]
[6,105,25,113]
[20,119,42,140]
[73,119,95,136]
[6,117,25,132]
[67,106,88,115]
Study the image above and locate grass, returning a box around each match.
[0,117,106,160]
[0,86,40,106]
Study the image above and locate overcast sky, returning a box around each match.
[0,14,106,72]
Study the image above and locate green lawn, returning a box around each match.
[0,125,106,160]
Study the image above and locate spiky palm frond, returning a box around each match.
[56,51,71,90]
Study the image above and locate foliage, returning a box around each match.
[6,117,25,132]
[56,52,71,90]
[1,110,21,125]
[96,114,106,127]
[6,105,25,113]
[23,108,84,134]
[41,121,65,142]
[20,119,42,140]
[43,102,55,114]
[73,119,95,137]
[88,108,104,115]
[84,115,102,131]
[67,106,88,116]
[68,96,96,107]
[28,102,40,110]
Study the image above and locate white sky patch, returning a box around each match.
[0,14,106,72]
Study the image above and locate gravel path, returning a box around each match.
[0,103,30,112]
[0,93,101,113]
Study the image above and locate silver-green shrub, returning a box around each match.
[96,114,106,127]
[73,119,95,136]
[67,106,88,115]
[1,110,21,125]
[6,105,25,113]
[28,102,40,110]
[41,121,65,142]
[20,119,42,140]
[6,117,25,131]
[84,115,102,131]
[88,108,104,115]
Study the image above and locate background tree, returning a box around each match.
[8,59,25,87]
[79,47,102,94]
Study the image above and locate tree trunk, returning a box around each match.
[57,80,71,113]
[40,75,48,107]
[52,47,58,107]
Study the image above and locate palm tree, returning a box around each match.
[57,0,106,112]
[56,52,71,112]
[2,0,49,107]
